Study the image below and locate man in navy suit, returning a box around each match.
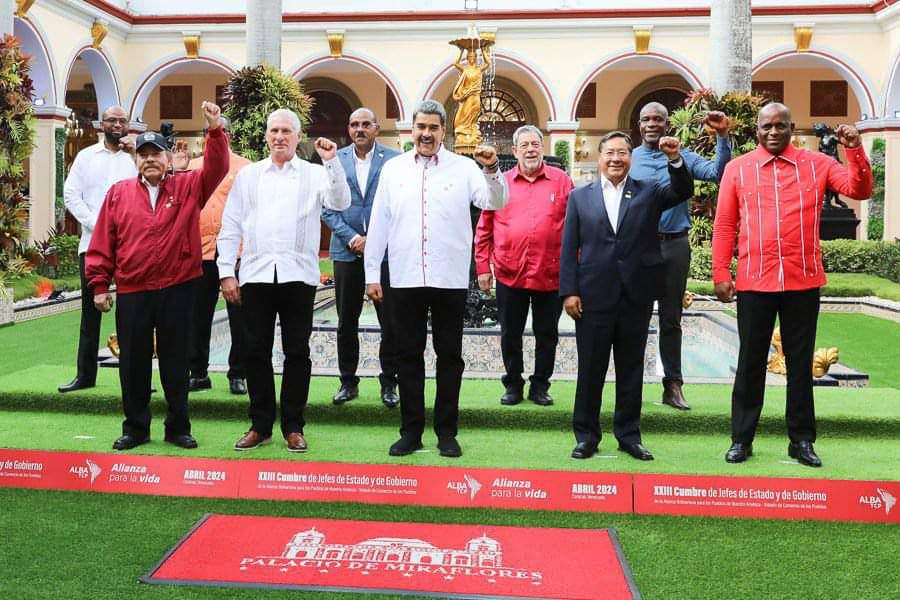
[322,108,401,408]
[560,131,692,461]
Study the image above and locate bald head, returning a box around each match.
[348,107,379,157]
[756,102,793,155]
[101,105,127,121]
[638,102,670,148]
[100,105,128,149]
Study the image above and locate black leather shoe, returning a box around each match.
[618,442,654,461]
[58,377,95,393]
[229,378,247,395]
[662,380,691,410]
[788,441,822,467]
[188,376,212,392]
[500,387,523,406]
[165,433,198,449]
[437,437,462,458]
[112,434,150,450]
[571,441,598,459]
[389,437,423,456]
[725,442,753,463]
[528,388,554,406]
[381,385,399,408]
[332,384,359,405]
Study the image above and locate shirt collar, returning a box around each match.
[94,142,122,155]
[264,155,302,172]
[140,174,165,189]
[415,145,444,166]
[512,163,548,182]
[756,142,800,166]
[599,174,627,191]
[353,147,374,163]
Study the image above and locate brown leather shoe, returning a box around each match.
[234,430,271,451]
[286,432,308,453]
[662,380,690,410]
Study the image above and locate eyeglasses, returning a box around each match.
[602,150,630,159]
[103,118,129,125]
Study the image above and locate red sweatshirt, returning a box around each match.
[712,143,872,292]
[86,127,229,295]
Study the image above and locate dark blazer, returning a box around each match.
[559,161,693,311]
[322,142,400,262]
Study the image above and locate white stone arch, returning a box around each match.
[126,53,239,121]
[417,48,560,123]
[13,16,57,106]
[567,49,705,122]
[287,51,410,122]
[881,48,900,119]
[60,45,121,115]
[753,46,879,119]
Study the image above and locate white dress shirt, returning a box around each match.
[364,146,508,289]
[600,175,627,234]
[63,142,137,253]
[217,155,350,287]
[348,148,373,248]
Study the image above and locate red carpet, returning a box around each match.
[142,514,640,599]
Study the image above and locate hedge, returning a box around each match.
[688,239,900,283]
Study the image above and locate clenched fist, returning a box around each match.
[315,137,338,161]
[473,145,499,170]
[201,101,222,129]
[703,111,731,136]
[835,124,861,149]
[658,136,682,161]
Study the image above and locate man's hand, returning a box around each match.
[349,235,366,255]
[94,293,113,313]
[201,101,222,129]
[714,280,736,303]
[473,145,499,170]
[835,124,861,148]
[703,111,731,136]
[563,295,582,320]
[314,137,338,162]
[477,273,493,292]
[366,283,383,303]
[172,140,190,171]
[118,134,136,154]
[221,276,241,305]
[659,136,682,161]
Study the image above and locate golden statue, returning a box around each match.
[449,32,494,154]
[766,327,840,378]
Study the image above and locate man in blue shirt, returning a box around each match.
[630,102,731,410]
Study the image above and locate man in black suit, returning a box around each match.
[560,131,692,461]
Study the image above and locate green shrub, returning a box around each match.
[867,138,885,241]
[820,239,900,283]
[553,140,570,173]
[403,141,414,152]
[49,232,80,276]
[222,65,314,162]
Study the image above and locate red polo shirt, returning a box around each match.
[474,163,573,291]
[712,143,872,292]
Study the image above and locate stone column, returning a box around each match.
[28,107,69,243]
[877,125,900,242]
[1,0,13,37]
[246,0,282,69]
[709,0,752,94]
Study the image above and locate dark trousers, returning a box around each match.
[495,280,563,391]
[115,279,196,438]
[731,288,820,444]
[573,294,653,446]
[75,253,102,383]
[242,281,316,438]
[657,235,691,385]
[333,259,397,387]
[391,287,467,440]
[189,260,246,380]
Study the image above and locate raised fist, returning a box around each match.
[703,111,731,135]
[835,124,861,149]
[473,145,498,169]
[201,101,222,129]
[658,136,682,161]
[314,137,338,161]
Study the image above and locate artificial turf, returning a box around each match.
[0,487,896,600]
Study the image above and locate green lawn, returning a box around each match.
[817,313,900,389]
[7,272,81,301]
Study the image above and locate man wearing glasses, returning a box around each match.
[322,108,401,408]
[59,106,137,393]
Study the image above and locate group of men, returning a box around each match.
[61,95,872,467]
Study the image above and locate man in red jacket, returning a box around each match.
[86,100,229,451]
[712,102,873,467]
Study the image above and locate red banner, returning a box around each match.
[143,514,639,599]
[2,449,898,524]
[633,474,900,523]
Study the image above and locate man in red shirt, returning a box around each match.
[712,102,873,467]
[475,125,574,406]
[86,101,229,451]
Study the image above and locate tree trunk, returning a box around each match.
[246,0,282,69]
[709,0,752,94]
